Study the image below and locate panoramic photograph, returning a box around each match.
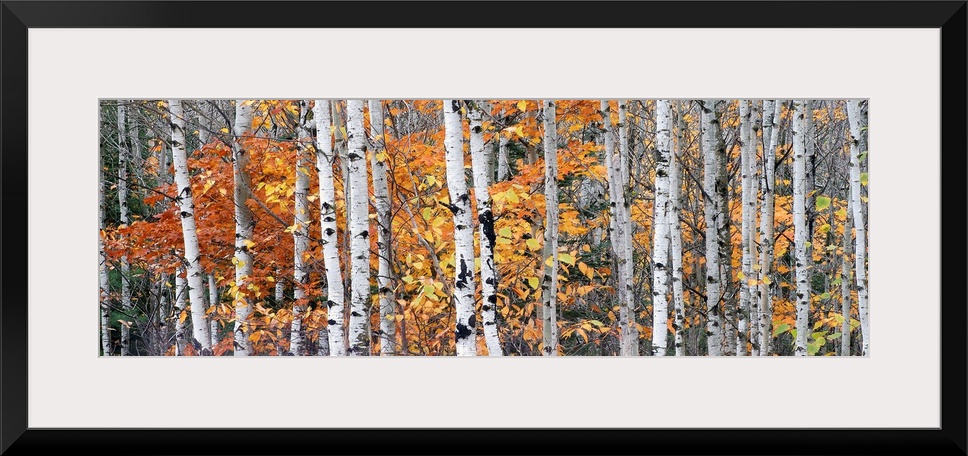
[98,99,869,357]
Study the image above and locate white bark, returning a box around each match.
[671,101,686,356]
[232,99,254,356]
[758,100,781,356]
[99,151,111,356]
[443,100,478,356]
[196,101,212,145]
[290,101,312,356]
[540,100,560,356]
[651,100,672,356]
[748,100,762,355]
[497,109,510,182]
[275,272,284,303]
[841,197,853,356]
[368,100,396,356]
[846,100,870,356]
[700,100,724,356]
[737,100,756,356]
[169,99,212,352]
[618,100,630,187]
[602,100,637,356]
[469,101,503,356]
[346,99,371,355]
[314,99,347,356]
[792,100,810,356]
[118,101,132,356]
[208,274,219,349]
[174,268,188,355]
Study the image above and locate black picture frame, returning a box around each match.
[2,1,965,455]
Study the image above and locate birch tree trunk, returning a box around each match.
[748,101,762,355]
[671,101,686,356]
[846,100,870,356]
[758,100,781,356]
[174,268,188,355]
[841,197,853,356]
[290,101,313,356]
[792,100,810,356]
[347,99,371,355]
[208,274,219,349]
[232,99,255,356]
[540,100,560,356]
[315,99,347,356]
[118,101,132,356]
[469,101,503,356]
[700,100,724,356]
[497,108,510,182]
[618,100,630,188]
[368,100,396,355]
[99,151,112,356]
[169,99,211,352]
[737,100,758,356]
[443,100,478,356]
[196,101,212,145]
[651,100,672,356]
[602,100,637,356]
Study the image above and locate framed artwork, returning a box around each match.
[1,1,964,454]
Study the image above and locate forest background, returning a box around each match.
[98,98,869,357]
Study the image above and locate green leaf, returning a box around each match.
[820,292,831,300]
[559,253,576,265]
[807,343,820,355]
[860,172,869,186]
[858,151,868,162]
[423,284,436,298]
[815,196,832,211]
[773,323,791,337]
[828,332,842,339]
[498,227,513,238]
[526,238,541,251]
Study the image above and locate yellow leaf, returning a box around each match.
[762,276,773,285]
[505,191,519,204]
[220,127,230,134]
[527,277,539,289]
[516,100,527,112]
